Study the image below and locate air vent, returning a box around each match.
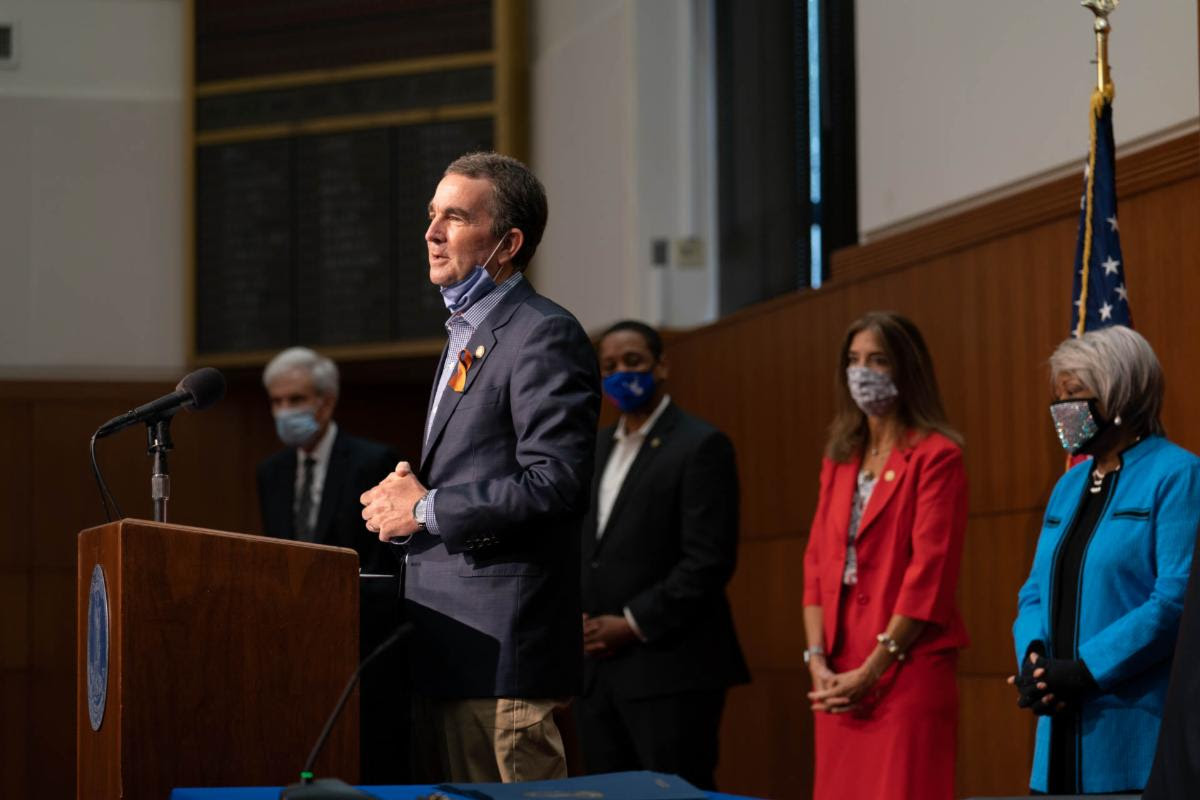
[0,22,18,69]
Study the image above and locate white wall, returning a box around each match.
[856,0,1200,238]
[1,0,1195,374]
[0,0,186,379]
[530,0,718,334]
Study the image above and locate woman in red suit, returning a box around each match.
[803,311,969,800]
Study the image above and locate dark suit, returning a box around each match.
[405,278,600,699]
[257,429,400,575]
[579,402,749,789]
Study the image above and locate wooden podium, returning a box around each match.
[76,520,361,800]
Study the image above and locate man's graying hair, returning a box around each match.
[262,347,340,398]
[1050,325,1165,437]
[445,152,548,269]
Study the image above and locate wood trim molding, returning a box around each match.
[831,132,1198,286]
[665,131,1198,342]
[195,51,495,97]
[194,102,497,146]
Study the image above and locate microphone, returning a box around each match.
[279,622,415,800]
[96,367,226,438]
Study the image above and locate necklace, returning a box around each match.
[1089,463,1120,494]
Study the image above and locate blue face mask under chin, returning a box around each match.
[275,407,321,448]
[439,236,509,313]
[603,370,657,413]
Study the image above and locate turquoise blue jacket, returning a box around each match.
[1013,435,1200,793]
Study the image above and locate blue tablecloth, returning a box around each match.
[170,786,755,800]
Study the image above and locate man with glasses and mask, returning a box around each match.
[578,320,748,790]
[258,346,399,575]
[360,152,600,783]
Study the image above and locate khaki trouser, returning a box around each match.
[411,696,569,783]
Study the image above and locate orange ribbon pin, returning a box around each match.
[448,348,473,393]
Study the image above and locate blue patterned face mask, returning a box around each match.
[275,407,321,448]
[603,370,656,413]
[439,236,509,313]
[1049,398,1105,454]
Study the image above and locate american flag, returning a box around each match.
[1071,88,1132,335]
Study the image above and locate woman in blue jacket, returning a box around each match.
[1011,325,1200,794]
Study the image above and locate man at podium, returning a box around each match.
[361,152,601,783]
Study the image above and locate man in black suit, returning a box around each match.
[579,320,749,791]
[257,346,399,575]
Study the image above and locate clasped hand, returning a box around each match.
[582,613,638,659]
[807,660,883,713]
[360,461,427,542]
[1007,650,1095,716]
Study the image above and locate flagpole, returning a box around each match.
[1082,0,1116,93]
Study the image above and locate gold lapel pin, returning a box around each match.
[475,345,485,359]
[884,469,896,482]
[650,437,662,449]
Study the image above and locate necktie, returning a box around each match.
[295,456,317,541]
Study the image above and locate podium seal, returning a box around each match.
[87,564,109,732]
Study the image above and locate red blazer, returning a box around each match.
[803,431,969,659]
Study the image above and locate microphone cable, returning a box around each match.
[90,429,124,522]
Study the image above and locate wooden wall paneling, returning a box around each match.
[31,391,172,569]
[726,536,809,672]
[1119,178,1200,443]
[715,670,814,800]
[31,670,75,799]
[0,400,32,567]
[957,674,1034,797]
[0,672,30,797]
[0,571,28,672]
[957,511,1041,675]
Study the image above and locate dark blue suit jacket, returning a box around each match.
[404,279,600,698]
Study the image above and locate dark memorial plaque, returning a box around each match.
[394,117,494,339]
[196,140,293,353]
[296,130,394,346]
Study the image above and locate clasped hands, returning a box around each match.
[360,461,428,542]
[1007,649,1096,716]
[807,657,885,714]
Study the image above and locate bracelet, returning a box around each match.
[803,645,826,665]
[876,632,907,661]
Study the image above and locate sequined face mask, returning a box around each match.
[847,365,899,417]
[1049,398,1106,454]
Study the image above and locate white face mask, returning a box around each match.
[846,366,898,417]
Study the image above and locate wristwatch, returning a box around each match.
[803,645,825,665]
[412,493,429,531]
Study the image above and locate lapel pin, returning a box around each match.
[884,469,895,482]
[650,437,662,449]
[475,345,485,359]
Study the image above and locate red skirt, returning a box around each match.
[812,644,958,800]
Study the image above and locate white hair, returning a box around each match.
[262,347,339,398]
[1049,325,1164,436]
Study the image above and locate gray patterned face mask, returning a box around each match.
[847,366,898,417]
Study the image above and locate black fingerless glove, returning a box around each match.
[1039,657,1098,708]
[1014,643,1045,709]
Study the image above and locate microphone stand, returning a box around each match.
[146,416,174,523]
[279,622,414,799]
